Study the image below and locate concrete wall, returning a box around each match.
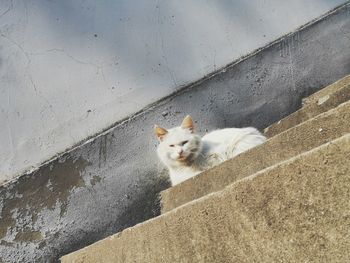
[0,0,347,183]
[0,3,350,262]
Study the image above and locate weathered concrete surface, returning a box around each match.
[61,134,350,263]
[161,100,350,212]
[265,76,350,137]
[3,0,347,183]
[303,73,350,105]
[2,3,350,262]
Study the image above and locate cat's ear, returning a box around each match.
[181,115,194,132]
[154,125,168,141]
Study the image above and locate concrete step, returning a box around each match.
[160,100,350,213]
[264,74,350,137]
[61,133,350,263]
[302,74,350,106]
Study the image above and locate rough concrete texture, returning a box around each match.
[161,100,350,212]
[303,73,350,105]
[61,134,350,263]
[2,3,350,262]
[265,76,350,137]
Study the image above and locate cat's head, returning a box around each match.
[155,115,202,168]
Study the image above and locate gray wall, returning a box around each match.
[1,2,350,262]
[0,0,346,183]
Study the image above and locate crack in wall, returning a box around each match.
[28,48,103,70]
[28,48,110,87]
[0,34,78,149]
[156,0,178,88]
[0,0,14,20]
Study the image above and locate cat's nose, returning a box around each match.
[178,149,183,156]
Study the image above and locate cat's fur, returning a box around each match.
[155,115,266,186]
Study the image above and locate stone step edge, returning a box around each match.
[302,73,350,106]
[264,81,350,137]
[61,133,350,263]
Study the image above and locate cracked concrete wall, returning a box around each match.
[0,3,350,262]
[0,0,347,183]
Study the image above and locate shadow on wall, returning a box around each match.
[11,0,342,97]
[57,171,171,259]
[29,0,193,87]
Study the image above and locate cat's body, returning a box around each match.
[155,116,266,186]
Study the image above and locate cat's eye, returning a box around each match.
[169,144,175,147]
[181,141,189,146]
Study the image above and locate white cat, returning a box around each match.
[155,115,266,186]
